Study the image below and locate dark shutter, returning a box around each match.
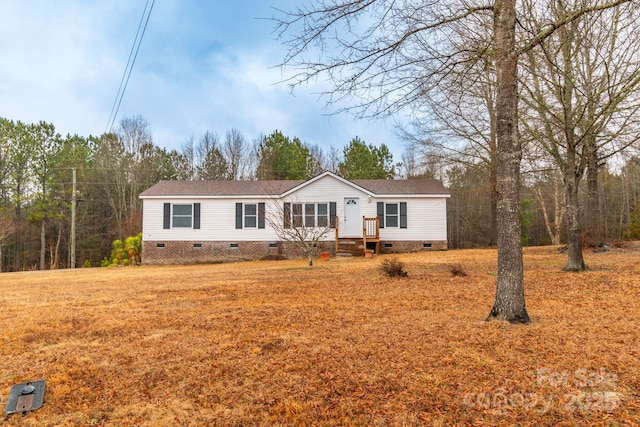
[193,203,201,229]
[400,202,407,228]
[163,203,171,229]
[377,202,385,228]
[235,203,243,229]
[329,202,337,228]
[284,203,291,228]
[258,203,265,229]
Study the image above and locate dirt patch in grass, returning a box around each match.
[1,247,639,426]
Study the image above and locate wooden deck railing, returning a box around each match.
[334,216,340,254]
[335,216,381,256]
[363,216,380,254]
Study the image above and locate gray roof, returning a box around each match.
[139,173,448,198]
[140,180,304,197]
[351,179,448,195]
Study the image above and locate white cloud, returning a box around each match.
[0,0,408,162]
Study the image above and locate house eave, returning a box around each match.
[140,194,285,200]
[374,194,451,198]
[280,171,377,198]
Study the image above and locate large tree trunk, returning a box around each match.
[486,0,530,324]
[564,173,587,271]
[559,19,587,272]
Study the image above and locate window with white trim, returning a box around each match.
[377,201,407,229]
[236,202,265,229]
[288,203,330,228]
[164,203,200,229]
[244,203,257,228]
[385,203,399,228]
[173,204,193,228]
[317,203,329,227]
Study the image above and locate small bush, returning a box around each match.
[381,257,408,277]
[449,263,467,277]
[104,233,142,266]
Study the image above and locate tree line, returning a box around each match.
[2,109,640,273]
[0,116,397,271]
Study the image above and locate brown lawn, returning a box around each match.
[1,246,639,426]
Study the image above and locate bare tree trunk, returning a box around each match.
[52,228,61,269]
[560,19,588,272]
[564,172,587,271]
[535,177,565,245]
[40,220,46,270]
[487,0,529,324]
[585,135,602,244]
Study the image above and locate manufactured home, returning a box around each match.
[139,171,449,264]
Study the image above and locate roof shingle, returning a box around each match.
[139,173,448,197]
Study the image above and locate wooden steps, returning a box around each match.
[336,238,364,257]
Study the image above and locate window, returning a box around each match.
[244,203,257,228]
[385,203,399,228]
[285,202,334,228]
[173,204,193,228]
[317,203,328,227]
[377,202,407,229]
[305,204,315,227]
[235,203,265,229]
[163,203,200,229]
[292,203,303,227]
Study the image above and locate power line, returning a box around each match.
[105,0,155,134]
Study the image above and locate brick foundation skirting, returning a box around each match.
[142,240,447,265]
[378,240,447,254]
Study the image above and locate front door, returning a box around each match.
[343,198,360,237]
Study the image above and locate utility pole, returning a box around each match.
[70,167,76,268]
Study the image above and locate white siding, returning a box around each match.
[143,198,281,241]
[375,197,447,241]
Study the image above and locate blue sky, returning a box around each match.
[0,1,407,161]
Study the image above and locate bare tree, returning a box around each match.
[223,128,251,180]
[307,143,326,176]
[519,0,640,270]
[398,11,500,242]
[326,145,342,174]
[265,199,336,267]
[180,136,197,179]
[276,0,631,323]
[533,169,566,245]
[93,116,162,238]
